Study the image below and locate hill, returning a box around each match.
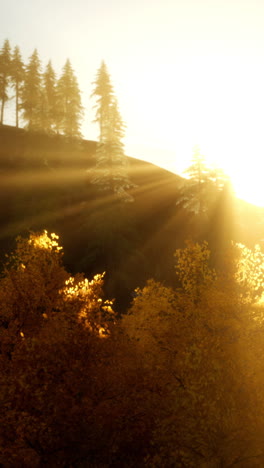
[0,124,263,311]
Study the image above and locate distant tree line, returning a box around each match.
[0,39,134,199]
[0,39,83,136]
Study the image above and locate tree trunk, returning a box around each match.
[0,95,5,124]
[15,82,19,127]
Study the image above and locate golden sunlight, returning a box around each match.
[124,53,264,208]
[190,139,264,207]
[230,169,264,207]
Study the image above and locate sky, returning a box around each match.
[1,0,264,205]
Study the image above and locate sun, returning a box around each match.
[189,142,264,208]
[229,167,264,208]
[123,50,264,209]
[195,138,264,208]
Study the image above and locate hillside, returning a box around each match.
[0,124,263,311]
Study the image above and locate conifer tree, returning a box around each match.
[184,145,210,215]
[92,61,114,142]
[42,60,57,132]
[10,45,24,128]
[184,145,211,187]
[56,59,83,137]
[91,61,134,201]
[0,39,11,124]
[176,146,213,215]
[177,146,230,218]
[21,49,43,130]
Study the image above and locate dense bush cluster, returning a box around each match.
[1,232,264,466]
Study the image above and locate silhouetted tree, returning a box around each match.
[207,165,230,191]
[56,59,83,137]
[177,146,230,220]
[21,49,43,130]
[184,145,211,215]
[91,61,135,201]
[0,39,11,124]
[42,60,57,132]
[92,60,114,142]
[10,45,24,128]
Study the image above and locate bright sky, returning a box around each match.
[1,0,264,206]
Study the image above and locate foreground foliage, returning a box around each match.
[0,232,154,466]
[1,233,264,466]
[123,240,264,467]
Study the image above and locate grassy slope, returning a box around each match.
[0,124,263,311]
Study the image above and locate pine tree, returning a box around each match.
[91,61,135,201]
[10,45,24,128]
[21,49,43,130]
[56,59,83,137]
[92,61,114,142]
[0,39,11,124]
[185,145,210,186]
[42,60,57,132]
[177,146,230,217]
[176,146,212,215]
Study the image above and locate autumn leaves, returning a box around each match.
[1,232,264,466]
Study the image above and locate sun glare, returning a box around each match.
[231,169,264,207]
[190,134,264,207]
[123,51,264,208]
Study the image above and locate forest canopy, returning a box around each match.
[1,231,264,466]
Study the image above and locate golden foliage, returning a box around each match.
[123,240,264,466]
[233,242,264,302]
[174,240,217,301]
[0,231,154,466]
[2,233,264,466]
[0,231,114,342]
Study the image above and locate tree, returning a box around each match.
[174,239,217,302]
[41,60,57,132]
[92,60,114,142]
[177,145,231,221]
[10,45,24,127]
[91,61,135,201]
[185,145,210,183]
[179,145,212,215]
[0,39,11,124]
[207,164,230,191]
[21,49,43,130]
[0,231,155,466]
[56,59,83,137]
[123,241,264,467]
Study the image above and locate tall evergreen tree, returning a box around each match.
[42,60,57,132]
[91,61,134,201]
[21,49,42,130]
[185,145,210,186]
[10,45,24,128]
[177,145,230,217]
[176,146,212,216]
[92,61,114,142]
[56,59,83,137]
[0,39,11,124]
